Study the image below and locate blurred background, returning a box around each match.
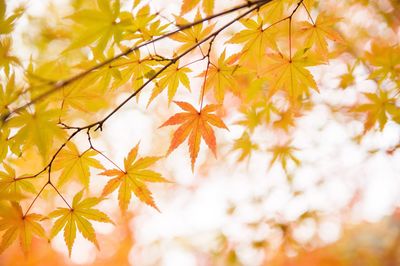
[1,0,400,265]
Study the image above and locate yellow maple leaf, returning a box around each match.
[366,42,400,80]
[260,0,297,23]
[57,84,109,115]
[0,163,36,196]
[170,11,215,54]
[298,13,344,60]
[232,132,259,162]
[75,49,123,92]
[52,143,104,188]
[100,144,169,212]
[123,5,164,42]
[0,74,20,117]
[112,50,158,91]
[338,63,356,89]
[354,90,398,132]
[268,142,300,172]
[8,105,66,159]
[227,16,278,66]
[200,50,240,103]
[272,107,301,132]
[181,0,214,15]
[148,61,191,105]
[0,37,20,76]
[260,50,319,101]
[66,0,127,51]
[0,128,8,161]
[0,0,23,35]
[49,190,113,256]
[236,107,264,133]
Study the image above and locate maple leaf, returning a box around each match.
[0,163,36,196]
[100,144,169,212]
[0,74,19,115]
[57,84,109,115]
[0,202,46,254]
[112,50,158,91]
[0,74,20,140]
[52,143,104,188]
[0,128,8,162]
[272,108,299,132]
[0,0,23,35]
[338,63,356,89]
[26,58,72,89]
[49,190,113,256]
[54,52,116,114]
[181,0,214,15]
[366,42,400,80]
[170,11,215,54]
[261,102,279,124]
[260,50,319,101]
[232,132,259,162]
[260,0,295,23]
[268,142,300,172]
[0,191,25,202]
[160,101,228,170]
[0,37,20,75]
[66,0,127,51]
[123,5,163,42]
[354,90,399,132]
[148,61,191,105]
[8,105,66,158]
[237,107,265,133]
[200,50,240,103]
[298,13,344,60]
[75,49,123,92]
[227,16,278,65]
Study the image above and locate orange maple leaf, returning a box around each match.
[0,202,46,255]
[160,101,228,170]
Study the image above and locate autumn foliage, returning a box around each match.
[0,0,399,264]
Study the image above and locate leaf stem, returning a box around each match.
[24,182,48,216]
[49,182,72,209]
[288,0,304,60]
[87,129,124,172]
[301,2,315,24]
